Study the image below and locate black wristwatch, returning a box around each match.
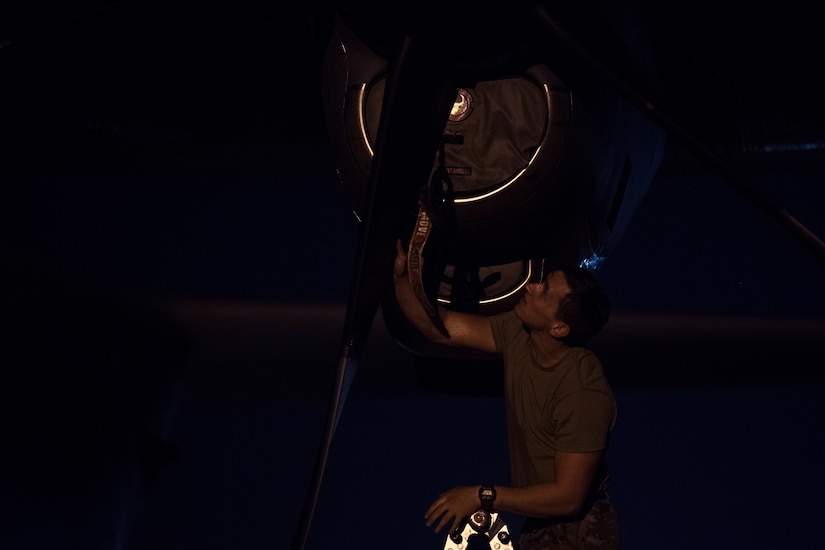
[479,485,496,511]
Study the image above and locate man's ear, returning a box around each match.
[550,322,569,338]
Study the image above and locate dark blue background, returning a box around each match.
[2,4,825,550]
[4,161,824,550]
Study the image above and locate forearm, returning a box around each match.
[393,269,453,345]
[494,483,587,519]
[392,239,496,352]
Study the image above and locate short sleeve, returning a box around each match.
[552,390,616,452]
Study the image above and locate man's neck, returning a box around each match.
[530,333,570,369]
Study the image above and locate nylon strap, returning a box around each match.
[408,205,449,338]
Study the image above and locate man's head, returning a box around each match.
[515,265,611,347]
[554,265,611,346]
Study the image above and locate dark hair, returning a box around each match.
[555,266,611,347]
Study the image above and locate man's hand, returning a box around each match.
[394,238,497,351]
[393,239,408,282]
[424,485,480,535]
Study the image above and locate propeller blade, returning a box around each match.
[290,32,458,550]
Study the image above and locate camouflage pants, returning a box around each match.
[518,496,619,550]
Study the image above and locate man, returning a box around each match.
[393,240,619,549]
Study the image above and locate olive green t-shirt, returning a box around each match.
[491,310,616,487]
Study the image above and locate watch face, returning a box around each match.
[480,485,496,510]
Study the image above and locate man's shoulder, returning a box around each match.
[492,309,520,324]
[489,310,524,352]
[490,309,521,334]
[560,348,613,392]
[564,347,605,371]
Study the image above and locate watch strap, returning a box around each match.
[479,484,496,511]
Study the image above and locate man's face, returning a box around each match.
[514,270,572,331]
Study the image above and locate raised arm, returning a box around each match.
[393,240,497,353]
